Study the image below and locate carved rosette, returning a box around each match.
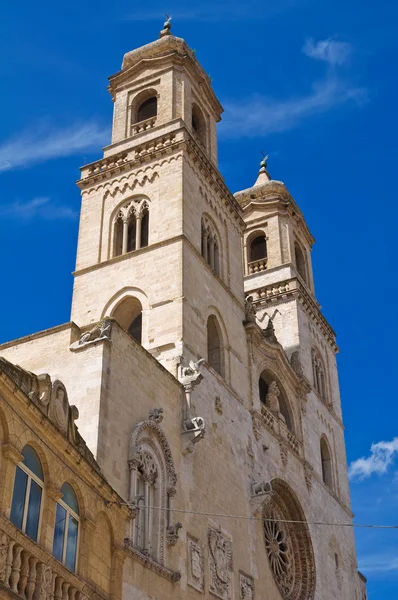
[208,527,233,599]
[263,479,316,600]
[187,536,204,592]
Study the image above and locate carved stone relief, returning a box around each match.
[187,536,204,592]
[208,527,233,599]
[240,572,254,600]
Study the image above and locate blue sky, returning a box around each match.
[0,1,397,596]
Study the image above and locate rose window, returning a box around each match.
[263,480,316,600]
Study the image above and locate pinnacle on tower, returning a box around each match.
[254,154,272,186]
[160,14,172,38]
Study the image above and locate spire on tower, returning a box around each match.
[254,153,271,186]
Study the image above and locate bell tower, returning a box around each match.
[71,21,247,392]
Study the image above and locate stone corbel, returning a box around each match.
[166,522,182,547]
[181,417,205,455]
[250,480,273,516]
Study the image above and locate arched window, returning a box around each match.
[112,296,143,345]
[294,241,308,283]
[53,483,80,572]
[312,347,328,401]
[192,103,207,147]
[207,315,224,377]
[250,235,267,262]
[258,371,294,432]
[201,216,221,277]
[136,96,157,123]
[10,445,44,542]
[129,419,177,563]
[320,437,334,490]
[112,200,150,258]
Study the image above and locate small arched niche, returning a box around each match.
[112,296,143,344]
[191,102,207,147]
[258,370,294,432]
[207,315,224,377]
[250,234,267,262]
[294,241,308,284]
[131,89,158,128]
[320,436,334,491]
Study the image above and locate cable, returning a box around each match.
[106,502,398,530]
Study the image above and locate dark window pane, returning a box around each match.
[259,377,268,404]
[128,314,142,344]
[25,480,42,542]
[22,446,43,480]
[136,97,157,123]
[65,516,79,572]
[127,220,136,252]
[250,236,267,261]
[10,467,28,530]
[141,212,149,248]
[53,503,67,562]
[61,483,79,515]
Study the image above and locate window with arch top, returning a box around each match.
[207,315,224,377]
[112,296,143,345]
[312,347,328,402]
[136,96,157,123]
[191,102,207,147]
[248,233,268,273]
[320,437,334,491]
[201,216,221,276]
[53,482,80,572]
[113,199,150,258]
[294,241,308,284]
[10,445,44,542]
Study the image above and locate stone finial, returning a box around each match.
[243,296,257,324]
[160,14,172,38]
[254,155,271,186]
[263,317,278,343]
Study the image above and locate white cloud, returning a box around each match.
[220,76,366,139]
[358,553,398,574]
[0,122,110,173]
[303,38,352,66]
[0,197,77,221]
[349,437,398,480]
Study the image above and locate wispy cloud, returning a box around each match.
[0,197,77,221]
[0,122,110,173]
[303,38,352,67]
[220,76,366,139]
[349,437,398,480]
[358,553,398,574]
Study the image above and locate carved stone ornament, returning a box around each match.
[70,318,113,349]
[279,442,288,467]
[304,463,313,491]
[187,536,204,592]
[244,296,257,324]
[263,318,278,344]
[124,539,181,582]
[263,479,316,600]
[290,351,303,378]
[215,396,223,414]
[240,572,254,600]
[149,408,164,423]
[266,381,282,417]
[181,416,206,455]
[208,527,233,599]
[250,410,262,441]
[166,522,182,547]
[0,358,100,474]
[250,481,273,516]
[130,420,177,489]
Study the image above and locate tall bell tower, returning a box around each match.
[71,20,247,391]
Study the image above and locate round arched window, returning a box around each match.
[53,483,80,572]
[10,445,44,542]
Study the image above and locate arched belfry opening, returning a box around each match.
[294,241,308,284]
[320,436,334,491]
[112,297,143,344]
[258,370,294,432]
[136,97,157,123]
[191,103,207,147]
[250,234,267,262]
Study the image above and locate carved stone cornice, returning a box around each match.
[2,444,23,465]
[124,540,181,582]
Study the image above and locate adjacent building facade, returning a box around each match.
[0,21,367,600]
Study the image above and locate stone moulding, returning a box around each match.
[124,540,181,582]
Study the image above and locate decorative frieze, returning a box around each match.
[239,572,254,600]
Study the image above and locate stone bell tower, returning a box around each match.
[71,20,247,386]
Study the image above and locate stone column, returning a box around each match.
[209,238,215,270]
[135,215,142,250]
[122,219,129,255]
[203,232,208,262]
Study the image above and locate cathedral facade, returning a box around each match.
[0,21,367,600]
